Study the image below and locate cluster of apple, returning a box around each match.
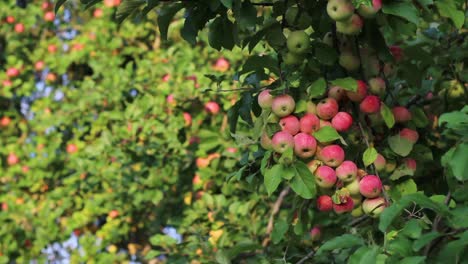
[327,0,382,36]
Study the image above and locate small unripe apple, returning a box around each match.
[205,101,220,115]
[389,45,403,62]
[213,57,230,72]
[0,116,11,127]
[279,115,300,135]
[392,106,412,123]
[318,144,345,167]
[6,68,20,78]
[357,0,382,18]
[317,195,333,211]
[331,112,353,132]
[272,131,295,153]
[307,159,322,174]
[339,51,360,71]
[183,112,192,127]
[6,16,15,24]
[272,94,295,117]
[35,61,45,71]
[287,31,310,54]
[293,133,317,159]
[260,132,273,150]
[385,160,397,173]
[399,128,419,143]
[403,158,417,172]
[310,226,321,241]
[14,23,24,33]
[345,179,360,195]
[299,113,320,134]
[362,197,386,217]
[328,86,346,101]
[351,206,363,217]
[359,175,382,198]
[326,0,354,21]
[335,160,357,182]
[316,98,339,120]
[336,14,363,35]
[351,195,362,206]
[7,153,19,165]
[333,196,354,214]
[284,52,303,66]
[108,210,119,219]
[314,165,337,188]
[322,32,334,46]
[368,77,386,96]
[44,11,55,22]
[347,80,368,102]
[93,8,104,18]
[373,154,386,171]
[258,89,274,109]
[360,95,381,114]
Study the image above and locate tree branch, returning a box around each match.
[262,187,290,247]
[297,249,315,264]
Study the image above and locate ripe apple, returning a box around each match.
[335,160,357,182]
[347,80,368,102]
[0,116,11,127]
[320,119,332,128]
[299,113,320,134]
[362,197,386,217]
[360,95,381,114]
[205,101,220,115]
[35,61,45,71]
[280,115,300,135]
[272,131,295,153]
[272,94,295,117]
[108,210,119,219]
[328,86,346,101]
[403,158,417,172]
[183,112,192,127]
[326,0,354,21]
[41,1,53,10]
[258,89,274,109]
[6,68,20,78]
[6,16,15,24]
[357,0,382,18]
[7,153,19,165]
[310,226,321,241]
[318,144,345,167]
[93,8,104,18]
[373,154,386,171]
[339,51,360,71]
[314,165,337,188]
[213,57,230,72]
[316,98,339,120]
[368,77,386,96]
[336,14,363,35]
[14,23,24,33]
[66,144,78,154]
[293,133,317,159]
[287,31,310,54]
[333,196,354,214]
[389,45,403,62]
[331,112,353,132]
[48,44,57,53]
[359,175,382,198]
[399,128,419,143]
[392,106,412,123]
[44,11,55,22]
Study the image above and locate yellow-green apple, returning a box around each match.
[272,94,296,117]
[368,77,386,96]
[285,6,312,29]
[260,132,273,150]
[339,51,360,71]
[326,0,354,21]
[287,31,310,54]
[345,179,360,196]
[258,89,274,109]
[336,14,363,35]
[284,52,303,65]
[272,131,295,153]
[373,154,386,171]
[362,197,386,217]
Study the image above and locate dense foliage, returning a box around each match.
[1,0,467,263]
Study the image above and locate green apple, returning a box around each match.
[327,0,355,21]
[322,32,333,47]
[287,30,310,54]
[336,14,364,35]
[284,52,303,65]
[339,51,360,72]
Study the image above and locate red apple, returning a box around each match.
[331,112,353,132]
[205,101,220,115]
[0,117,11,127]
[272,131,295,153]
[392,106,412,123]
[399,128,419,143]
[109,210,119,219]
[316,98,339,120]
[359,175,382,198]
[317,195,333,211]
[279,115,300,135]
[7,153,19,165]
[335,160,357,182]
[347,80,368,102]
[6,68,20,78]
[310,226,321,241]
[333,196,354,214]
[314,165,337,188]
[272,94,295,117]
[299,113,320,134]
[359,95,380,114]
[66,144,78,154]
[14,23,24,33]
[318,144,345,167]
[293,133,317,159]
[44,11,55,22]
[373,154,386,171]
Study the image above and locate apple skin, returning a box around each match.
[35,61,45,71]
[359,95,381,114]
[271,131,295,153]
[213,57,230,72]
[316,98,339,120]
[333,196,354,214]
[44,11,55,22]
[392,106,412,123]
[307,159,323,174]
[339,51,360,71]
[318,144,345,167]
[6,16,15,24]
[317,195,333,211]
[403,158,417,172]
[293,133,317,159]
[328,86,346,101]
[284,52,303,66]
[362,197,386,217]
[287,31,310,55]
[368,77,386,96]
[345,179,360,196]
[331,112,353,132]
[279,115,300,135]
[205,101,220,115]
[326,0,355,21]
[389,45,403,62]
[6,68,20,78]
[310,226,321,241]
[7,153,19,166]
[272,94,296,117]
[336,14,363,35]
[93,8,104,18]
[260,132,273,150]
[357,0,382,18]
[66,144,78,154]
[258,89,274,109]
[108,210,119,219]
[359,175,382,198]
[183,112,192,127]
[347,80,368,102]
[399,128,419,143]
[335,160,357,182]
[299,113,320,134]
[373,154,386,171]
[314,165,337,188]
[14,23,24,33]
[0,117,11,127]
[351,206,363,217]
[322,32,333,46]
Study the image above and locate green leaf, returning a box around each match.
[363,147,378,167]
[430,195,456,208]
[400,256,426,264]
[446,142,468,181]
[438,106,468,135]
[317,234,364,254]
[313,126,341,143]
[314,42,338,66]
[209,16,224,50]
[388,135,414,157]
[330,77,357,92]
[157,3,184,40]
[395,179,418,195]
[264,164,283,196]
[290,161,316,199]
[215,249,232,264]
[401,219,422,239]
[410,107,429,128]
[413,232,441,251]
[307,78,327,98]
[349,246,372,264]
[271,219,289,244]
[237,0,257,29]
[380,103,395,128]
[436,0,465,29]
[437,231,468,263]
[116,0,145,23]
[226,242,262,259]
[382,2,420,25]
[389,165,415,180]
[282,165,296,180]
[219,0,233,8]
[359,246,380,264]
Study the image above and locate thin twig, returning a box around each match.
[296,249,315,264]
[262,187,291,247]
[349,215,369,227]
[424,191,451,256]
